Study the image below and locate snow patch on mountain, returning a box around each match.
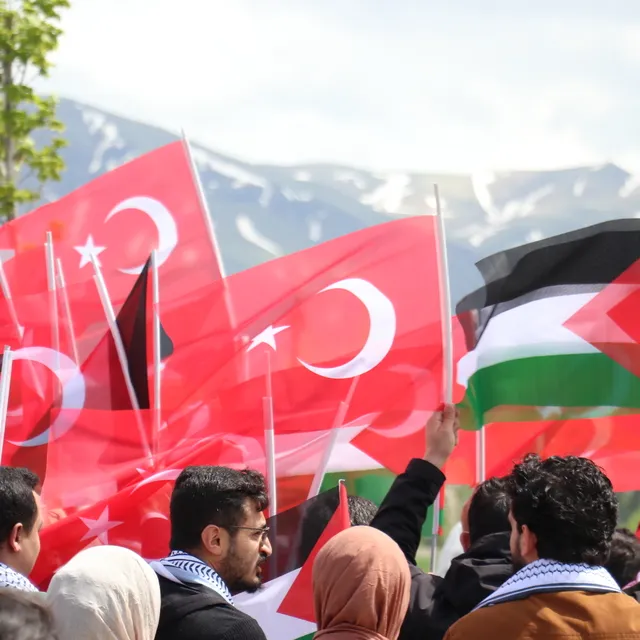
[294,170,311,182]
[334,170,368,190]
[501,185,554,220]
[619,173,640,198]
[191,148,273,206]
[360,173,412,214]
[281,187,313,202]
[472,171,553,224]
[424,193,451,217]
[471,171,501,223]
[236,215,282,256]
[573,178,587,197]
[308,219,322,242]
[79,107,125,174]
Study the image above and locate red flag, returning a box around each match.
[0,142,222,302]
[162,216,444,452]
[564,258,640,380]
[277,481,350,623]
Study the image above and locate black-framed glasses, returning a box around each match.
[228,526,270,543]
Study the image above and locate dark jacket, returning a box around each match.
[154,574,267,640]
[371,458,514,640]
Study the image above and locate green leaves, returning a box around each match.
[0,0,69,219]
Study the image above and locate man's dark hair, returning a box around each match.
[468,476,511,544]
[347,495,377,526]
[0,467,40,545]
[170,466,268,550]
[605,528,640,588]
[509,454,618,565]
[297,489,377,560]
[0,589,57,640]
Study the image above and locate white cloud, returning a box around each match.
[42,1,640,172]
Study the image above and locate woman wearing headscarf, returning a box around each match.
[313,526,411,640]
[47,545,161,640]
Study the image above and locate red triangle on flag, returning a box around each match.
[277,481,350,623]
[564,258,640,380]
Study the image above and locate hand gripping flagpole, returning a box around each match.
[0,345,14,462]
[55,258,80,366]
[430,183,454,573]
[90,253,154,467]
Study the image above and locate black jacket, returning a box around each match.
[371,458,514,640]
[154,575,267,640]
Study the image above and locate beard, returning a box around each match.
[222,548,268,595]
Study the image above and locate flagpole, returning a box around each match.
[0,260,23,341]
[262,351,277,516]
[90,254,154,466]
[475,426,486,484]
[307,375,360,499]
[55,258,80,366]
[0,346,14,462]
[151,250,162,457]
[180,129,227,280]
[180,130,247,380]
[0,260,44,398]
[44,233,60,371]
[431,183,454,573]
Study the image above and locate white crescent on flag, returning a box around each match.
[297,278,396,380]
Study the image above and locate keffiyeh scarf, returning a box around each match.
[0,562,38,592]
[474,558,620,610]
[150,551,234,605]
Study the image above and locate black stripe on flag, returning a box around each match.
[261,486,342,583]
[457,218,640,314]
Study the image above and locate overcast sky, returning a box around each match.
[43,0,640,173]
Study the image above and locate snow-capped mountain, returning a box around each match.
[29,98,640,305]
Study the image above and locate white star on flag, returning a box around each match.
[79,507,123,544]
[74,235,106,269]
[247,325,290,352]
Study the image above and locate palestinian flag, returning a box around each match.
[456,219,640,429]
[235,482,350,640]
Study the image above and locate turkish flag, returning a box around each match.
[161,216,444,447]
[350,314,469,475]
[0,141,222,303]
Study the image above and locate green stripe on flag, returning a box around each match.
[460,353,640,429]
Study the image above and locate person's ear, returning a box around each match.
[8,523,23,553]
[201,524,225,558]
[459,530,471,553]
[519,524,539,563]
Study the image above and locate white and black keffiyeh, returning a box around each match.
[474,558,620,610]
[0,562,38,593]
[150,551,234,605]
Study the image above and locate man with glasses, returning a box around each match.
[152,466,272,640]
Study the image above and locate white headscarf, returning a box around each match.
[47,545,161,640]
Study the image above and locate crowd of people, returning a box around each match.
[0,405,640,639]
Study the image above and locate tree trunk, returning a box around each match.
[2,12,15,220]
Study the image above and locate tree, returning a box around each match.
[0,0,69,221]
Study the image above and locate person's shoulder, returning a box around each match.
[188,607,266,640]
[160,605,266,640]
[443,601,514,639]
